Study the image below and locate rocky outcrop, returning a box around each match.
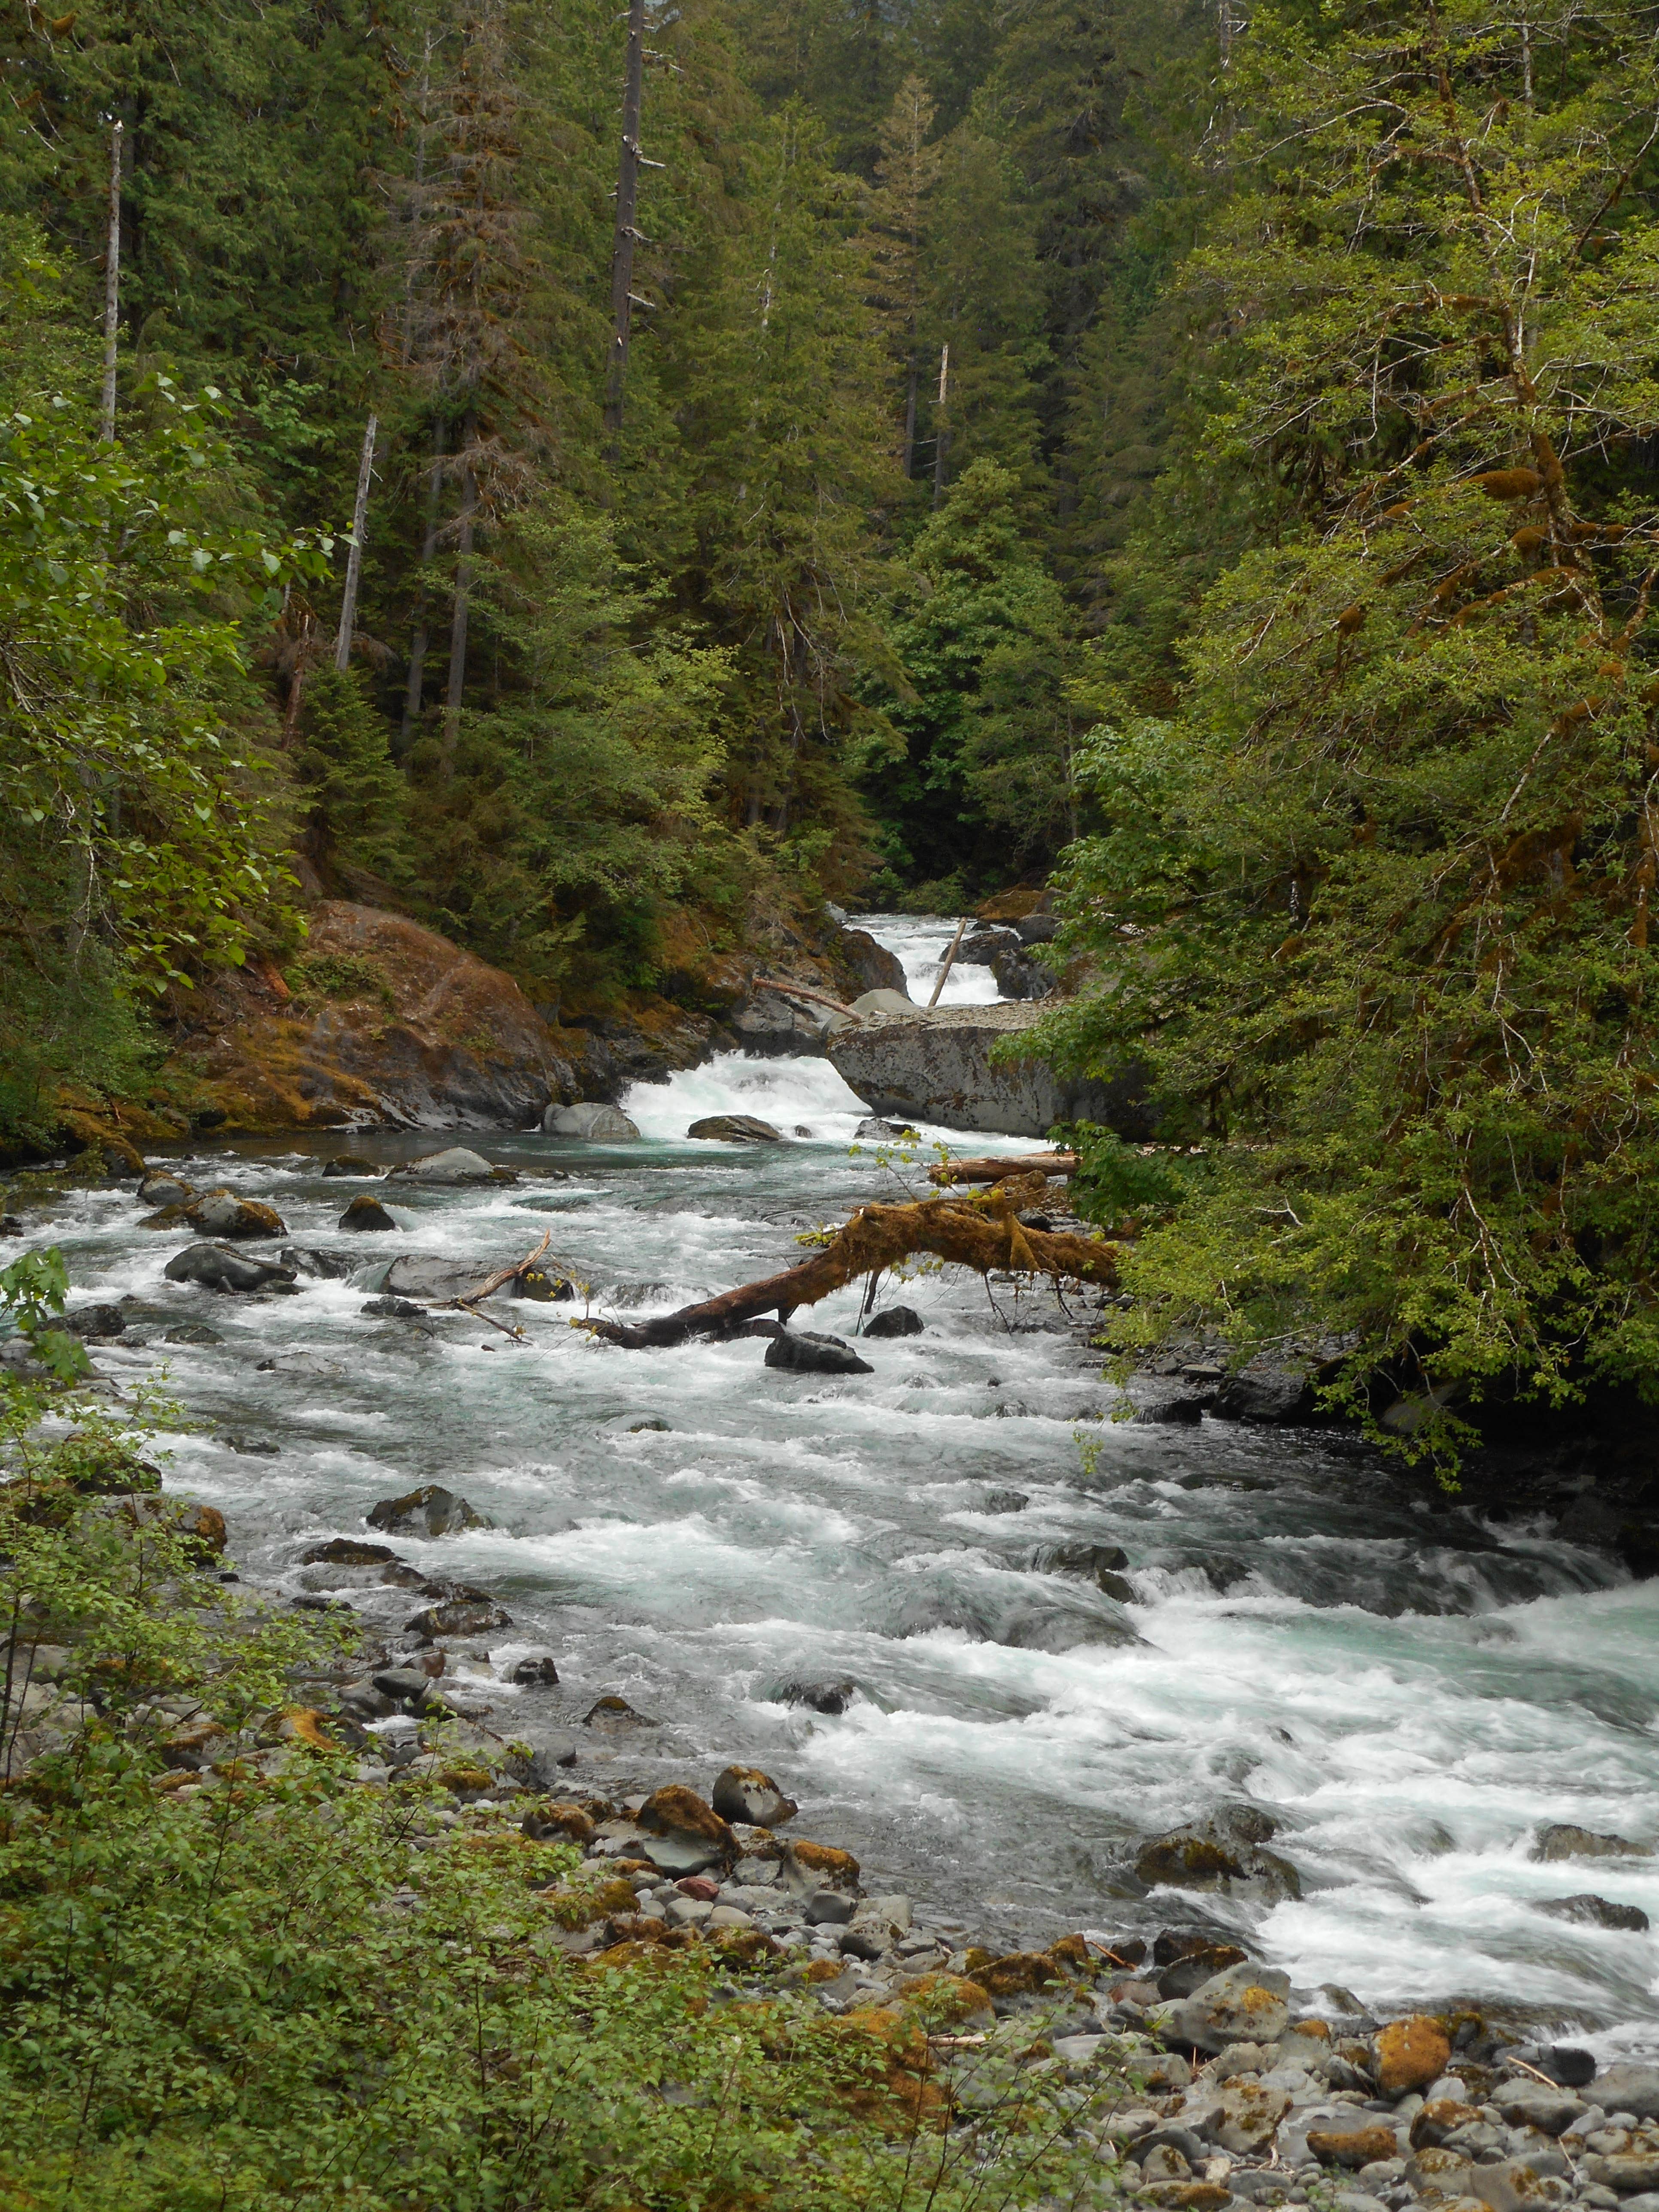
[165,902,583,1131]
[826,1000,1146,1139]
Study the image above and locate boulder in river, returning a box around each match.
[163,1243,298,1294]
[958,926,1020,966]
[61,1304,125,1340]
[1135,1804,1302,1902]
[764,1330,873,1376]
[729,987,833,1057]
[773,1677,857,1714]
[862,1304,923,1337]
[827,999,1148,1139]
[711,1764,798,1828]
[367,1484,493,1537]
[543,1102,640,1139]
[137,1171,193,1206]
[389,1146,498,1184]
[1531,1820,1650,1860]
[302,1538,404,1568]
[405,1596,510,1636]
[687,1114,784,1142]
[184,1188,288,1239]
[1535,1891,1649,1930]
[853,1117,905,1140]
[840,927,908,997]
[360,1296,426,1319]
[509,1653,560,1686]
[381,1254,506,1302]
[340,1194,398,1231]
[321,1153,379,1177]
[983,1488,1029,1514]
[280,1246,356,1279]
[991,943,1053,1000]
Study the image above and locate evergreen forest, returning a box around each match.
[3,0,1659,1422]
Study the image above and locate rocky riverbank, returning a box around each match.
[12,1456,1659,2212]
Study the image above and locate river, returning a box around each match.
[23,915,1659,2053]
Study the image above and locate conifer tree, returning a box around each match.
[861,75,939,482]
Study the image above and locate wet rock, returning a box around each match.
[367,1484,492,1537]
[164,1322,223,1345]
[372,1666,433,1705]
[340,1194,398,1231]
[301,1538,404,1568]
[360,1296,426,1319]
[1375,2015,1452,2095]
[1211,1365,1319,1426]
[1592,2064,1659,2119]
[687,1115,784,1143]
[137,1171,194,1206]
[390,1146,499,1185]
[405,1597,511,1637]
[628,1417,671,1432]
[1535,1893,1649,1932]
[163,1243,299,1294]
[322,1153,379,1177]
[222,1434,280,1457]
[853,1116,905,1140]
[61,1304,125,1340]
[1028,1541,1134,1601]
[279,1246,356,1279]
[841,928,908,997]
[711,1764,798,1828]
[983,1488,1029,1514]
[509,1653,559,1686]
[544,1102,639,1140]
[1136,1805,1301,1903]
[380,1255,505,1302]
[187,1188,289,1239]
[583,1694,656,1729]
[862,1305,924,1337]
[1136,1396,1206,1426]
[1531,1823,1650,1861]
[773,1677,856,1715]
[764,1330,873,1376]
[1164,1961,1292,2052]
[959,926,1021,966]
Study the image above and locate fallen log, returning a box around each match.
[929,1152,1078,1185]
[751,975,856,1017]
[574,1179,1118,1349]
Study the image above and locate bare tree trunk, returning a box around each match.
[603,0,647,445]
[931,341,950,506]
[441,416,477,785]
[401,422,447,747]
[99,120,123,443]
[334,414,377,674]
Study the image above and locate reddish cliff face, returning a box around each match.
[164,902,583,1131]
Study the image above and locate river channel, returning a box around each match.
[24,915,1659,2052]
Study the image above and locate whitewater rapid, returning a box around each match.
[21,915,1659,2051]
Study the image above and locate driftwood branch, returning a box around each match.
[751,975,856,1016]
[574,1182,1117,1350]
[930,1152,1078,1185]
[414,1231,553,1342]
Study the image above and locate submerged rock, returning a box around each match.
[687,1114,784,1143]
[772,1677,857,1715]
[360,1296,426,1319]
[61,1304,125,1340]
[163,1243,298,1294]
[764,1330,873,1376]
[390,1146,498,1185]
[543,1102,639,1140]
[340,1194,398,1231]
[367,1484,492,1537]
[1535,1891,1650,1931]
[583,1694,656,1729]
[1531,1821,1650,1861]
[279,1245,356,1279]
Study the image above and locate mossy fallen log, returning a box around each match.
[576,1177,1119,1349]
